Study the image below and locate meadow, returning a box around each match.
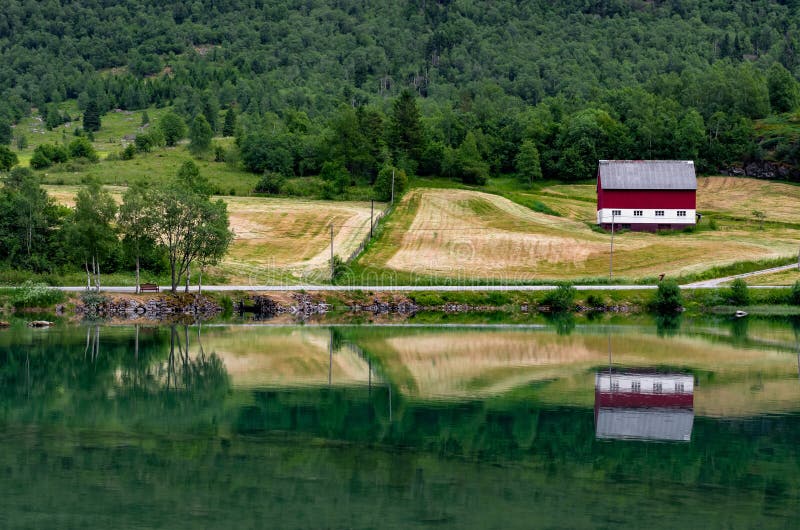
[353,177,800,283]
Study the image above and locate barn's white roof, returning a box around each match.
[599,160,697,190]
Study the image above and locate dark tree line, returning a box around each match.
[1,1,800,186]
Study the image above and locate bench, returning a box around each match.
[139,283,159,293]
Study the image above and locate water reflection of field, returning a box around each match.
[352,327,800,416]
[200,327,376,389]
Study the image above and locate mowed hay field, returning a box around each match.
[357,177,800,281]
[44,186,382,283]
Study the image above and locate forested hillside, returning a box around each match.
[1,0,800,186]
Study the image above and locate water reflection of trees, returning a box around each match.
[0,323,230,430]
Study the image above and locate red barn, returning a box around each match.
[596,160,697,231]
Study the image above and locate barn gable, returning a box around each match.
[599,160,697,190]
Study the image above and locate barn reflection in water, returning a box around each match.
[594,369,694,442]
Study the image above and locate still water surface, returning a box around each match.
[1,320,799,529]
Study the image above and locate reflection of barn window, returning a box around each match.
[631,381,641,392]
[611,379,620,391]
[676,382,684,393]
[653,382,663,393]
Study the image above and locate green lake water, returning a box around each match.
[1,318,799,529]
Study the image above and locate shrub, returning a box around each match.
[68,137,99,162]
[30,143,69,169]
[651,280,682,314]
[331,255,348,283]
[728,278,750,306]
[255,171,286,194]
[542,284,576,312]
[121,144,136,160]
[586,293,606,308]
[12,281,65,309]
[791,281,800,305]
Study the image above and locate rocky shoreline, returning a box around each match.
[64,292,639,323]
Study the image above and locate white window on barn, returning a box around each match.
[612,210,621,216]
[634,210,643,216]
[677,210,686,217]
[655,210,664,216]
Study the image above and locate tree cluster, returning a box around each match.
[0,165,232,291]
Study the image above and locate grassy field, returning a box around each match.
[739,268,800,286]
[354,177,800,282]
[44,186,385,284]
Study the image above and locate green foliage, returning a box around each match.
[586,294,606,308]
[555,108,629,181]
[0,121,11,145]
[11,280,65,309]
[389,90,425,173]
[189,114,213,154]
[728,278,750,306]
[159,112,187,147]
[0,145,18,171]
[767,64,800,113]
[0,168,66,272]
[222,108,237,137]
[240,131,293,176]
[651,280,683,314]
[255,171,286,195]
[373,165,407,202]
[82,100,101,132]
[68,137,99,162]
[121,144,137,160]
[443,131,489,185]
[331,255,348,283]
[319,161,351,195]
[30,143,69,169]
[542,284,577,313]
[148,170,234,291]
[64,179,119,289]
[514,140,542,185]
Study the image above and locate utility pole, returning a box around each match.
[330,224,335,283]
[391,169,395,205]
[370,199,374,239]
[609,211,615,280]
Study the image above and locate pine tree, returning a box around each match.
[0,121,11,145]
[83,100,101,132]
[222,107,237,137]
[389,90,426,170]
[189,115,213,154]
